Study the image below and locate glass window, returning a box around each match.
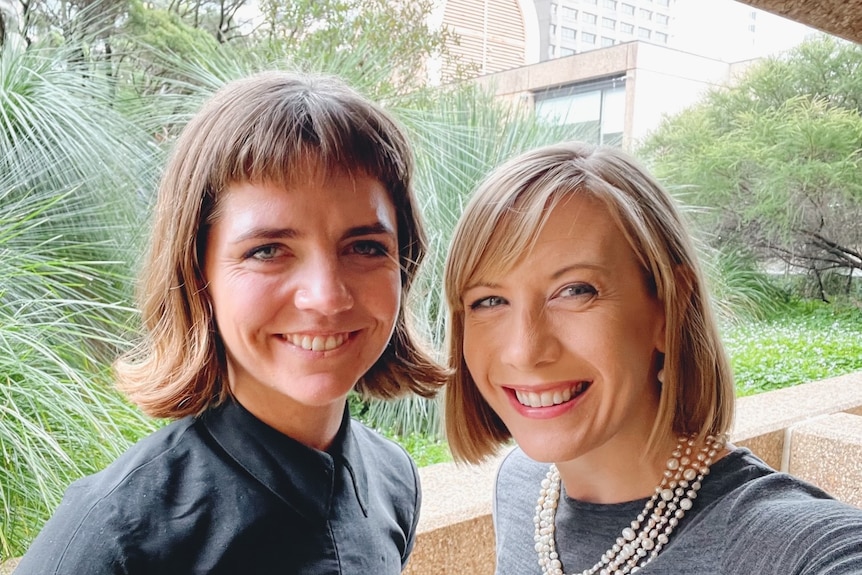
[561,47,576,56]
[621,3,635,15]
[638,27,651,39]
[582,12,597,24]
[601,85,626,145]
[562,26,577,40]
[654,31,668,43]
[656,0,669,5]
[582,32,596,44]
[639,8,652,20]
[603,0,617,8]
[550,24,557,35]
[620,22,634,34]
[602,17,615,29]
[601,36,615,47]
[548,44,556,58]
[551,3,557,15]
[534,80,626,148]
[655,13,669,25]
[562,5,577,20]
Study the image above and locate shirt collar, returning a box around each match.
[200,399,368,520]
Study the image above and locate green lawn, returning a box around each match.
[724,299,862,397]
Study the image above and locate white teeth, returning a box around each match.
[515,382,587,408]
[284,333,347,351]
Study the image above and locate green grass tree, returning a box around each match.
[0,39,161,558]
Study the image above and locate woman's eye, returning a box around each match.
[559,283,597,298]
[470,295,507,309]
[245,245,282,261]
[351,240,391,257]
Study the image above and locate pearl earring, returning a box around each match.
[657,368,666,384]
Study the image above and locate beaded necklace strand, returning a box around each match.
[533,434,726,575]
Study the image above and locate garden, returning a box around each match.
[1,0,861,562]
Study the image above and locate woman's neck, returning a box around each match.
[554,435,677,504]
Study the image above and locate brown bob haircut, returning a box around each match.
[444,141,734,464]
[115,70,446,419]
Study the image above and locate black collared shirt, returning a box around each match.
[14,400,420,574]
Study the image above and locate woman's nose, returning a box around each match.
[293,258,354,315]
[500,309,560,371]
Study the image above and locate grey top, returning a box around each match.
[494,446,862,574]
[14,399,420,575]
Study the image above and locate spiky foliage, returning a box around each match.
[0,40,159,558]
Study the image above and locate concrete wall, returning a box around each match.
[473,41,739,150]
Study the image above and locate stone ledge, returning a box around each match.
[788,411,862,508]
[403,453,507,575]
[733,371,862,441]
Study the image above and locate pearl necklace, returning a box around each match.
[533,434,725,575]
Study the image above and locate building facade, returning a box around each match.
[538,0,674,59]
[430,0,540,81]
[474,40,750,150]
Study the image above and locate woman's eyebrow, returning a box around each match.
[342,222,396,240]
[231,227,299,244]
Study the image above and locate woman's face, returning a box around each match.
[203,171,401,445]
[460,194,666,467]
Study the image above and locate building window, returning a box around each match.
[654,31,668,43]
[548,44,556,58]
[602,17,616,29]
[551,2,557,15]
[561,5,577,20]
[621,3,635,15]
[534,78,626,148]
[582,12,597,24]
[601,36,615,47]
[638,27,651,39]
[639,8,652,20]
[582,32,596,44]
[550,24,557,36]
[620,22,634,34]
[655,13,669,25]
[656,0,669,5]
[584,0,597,4]
[561,26,577,40]
[561,47,576,56]
[603,0,617,8]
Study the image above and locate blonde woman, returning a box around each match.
[16,71,446,574]
[444,141,862,575]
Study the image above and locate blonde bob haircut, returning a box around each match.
[444,141,734,464]
[115,70,446,419]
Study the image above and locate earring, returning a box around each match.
[657,368,666,384]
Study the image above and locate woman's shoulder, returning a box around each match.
[494,447,547,511]
[13,417,212,574]
[497,446,547,483]
[707,448,862,572]
[711,447,858,510]
[85,416,207,488]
